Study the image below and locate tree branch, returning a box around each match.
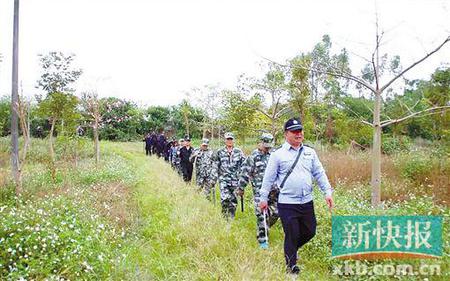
[380,36,450,92]
[361,120,374,127]
[233,94,273,120]
[274,104,291,118]
[380,105,450,127]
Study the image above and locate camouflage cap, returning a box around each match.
[260,132,274,148]
[201,138,209,145]
[224,132,235,139]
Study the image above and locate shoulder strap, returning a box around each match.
[279,146,304,190]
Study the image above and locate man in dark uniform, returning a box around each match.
[143,133,152,156]
[164,139,173,162]
[156,132,166,158]
[150,132,157,155]
[179,135,194,182]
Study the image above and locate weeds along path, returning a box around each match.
[108,142,337,281]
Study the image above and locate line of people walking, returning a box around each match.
[144,130,280,250]
[143,118,334,275]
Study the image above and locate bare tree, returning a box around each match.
[305,39,448,207]
[268,22,450,207]
[180,99,191,136]
[17,96,31,162]
[189,85,222,141]
[81,91,101,166]
[336,31,450,207]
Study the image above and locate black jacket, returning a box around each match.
[179,146,193,164]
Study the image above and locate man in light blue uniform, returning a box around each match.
[259,117,333,275]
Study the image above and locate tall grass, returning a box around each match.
[0,138,138,280]
[111,142,338,280]
[111,142,449,280]
[1,138,448,280]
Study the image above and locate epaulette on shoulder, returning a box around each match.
[270,145,283,152]
[303,143,314,149]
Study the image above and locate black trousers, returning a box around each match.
[278,200,316,268]
[181,162,193,182]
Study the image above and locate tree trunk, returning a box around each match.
[94,118,100,166]
[19,103,30,162]
[11,0,21,196]
[49,118,57,181]
[184,115,190,136]
[271,118,277,144]
[27,105,31,146]
[211,122,214,142]
[371,90,382,207]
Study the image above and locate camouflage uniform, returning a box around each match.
[190,143,215,199]
[211,139,246,219]
[172,140,184,176]
[238,146,279,244]
[170,145,180,170]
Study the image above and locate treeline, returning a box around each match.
[0,36,448,149]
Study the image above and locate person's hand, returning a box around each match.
[325,195,333,213]
[259,201,268,211]
[235,189,244,197]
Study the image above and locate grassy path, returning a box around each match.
[108,142,338,281]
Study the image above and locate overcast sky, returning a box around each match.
[0,0,449,106]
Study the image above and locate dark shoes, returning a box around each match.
[287,265,301,275]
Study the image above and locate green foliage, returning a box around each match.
[288,54,311,119]
[308,35,351,103]
[333,110,373,146]
[220,90,262,143]
[143,105,172,132]
[36,52,83,94]
[340,96,373,122]
[399,154,433,182]
[99,97,143,141]
[381,136,411,155]
[0,95,10,137]
[0,139,138,280]
[118,144,448,280]
[395,149,449,186]
[172,100,205,138]
[1,140,448,280]
[54,135,90,161]
[37,92,80,135]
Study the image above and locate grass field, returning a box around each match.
[0,138,448,280]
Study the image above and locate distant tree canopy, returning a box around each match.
[1,37,448,146]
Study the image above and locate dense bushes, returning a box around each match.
[382,136,412,155]
[394,148,450,189]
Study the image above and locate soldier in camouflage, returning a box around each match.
[190,138,215,199]
[237,133,279,249]
[172,139,184,176]
[211,132,246,219]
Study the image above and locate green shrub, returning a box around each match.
[399,154,433,182]
[382,136,411,155]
